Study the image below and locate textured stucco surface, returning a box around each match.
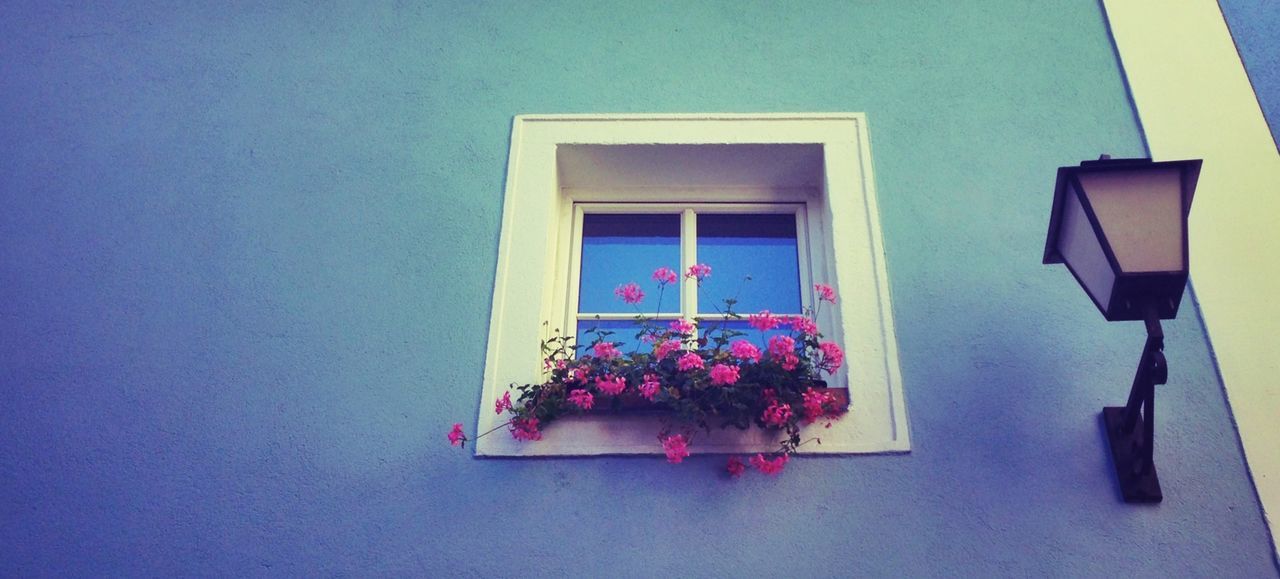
[1221,0,1280,146]
[0,1,1274,576]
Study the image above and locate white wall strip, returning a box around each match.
[1104,0,1280,561]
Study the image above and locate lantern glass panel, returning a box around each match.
[1058,183,1117,312]
[1078,167,1186,274]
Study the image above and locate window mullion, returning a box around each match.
[681,208,698,345]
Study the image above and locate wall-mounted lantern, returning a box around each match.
[1043,155,1203,503]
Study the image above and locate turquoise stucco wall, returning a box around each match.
[1,2,1275,576]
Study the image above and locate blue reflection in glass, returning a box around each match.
[699,319,796,350]
[575,319,662,355]
[579,214,681,314]
[696,214,801,315]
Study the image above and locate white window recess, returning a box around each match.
[477,113,909,456]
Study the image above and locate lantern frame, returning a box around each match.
[1043,157,1202,321]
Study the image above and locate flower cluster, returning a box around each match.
[749,453,790,475]
[652,267,679,285]
[449,264,849,478]
[662,434,690,463]
[685,263,712,281]
[448,423,466,447]
[614,282,645,304]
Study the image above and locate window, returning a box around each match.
[477,114,909,456]
[571,205,811,353]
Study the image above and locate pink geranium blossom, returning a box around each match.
[495,392,512,415]
[510,417,542,441]
[709,363,741,386]
[802,387,836,423]
[762,401,793,427]
[729,339,761,363]
[567,365,589,384]
[767,335,796,359]
[668,319,696,335]
[542,357,565,371]
[662,434,690,464]
[652,267,678,285]
[640,374,661,400]
[788,315,818,336]
[677,352,705,371]
[568,388,595,410]
[685,263,712,281]
[614,282,645,304]
[819,341,844,372]
[749,310,782,332]
[654,339,682,360]
[593,342,622,360]
[595,374,626,396]
[750,453,789,475]
[726,456,746,477]
[448,423,466,446]
[815,283,837,304]
[780,353,799,371]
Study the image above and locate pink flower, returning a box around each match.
[815,283,837,304]
[668,319,696,335]
[788,315,818,336]
[761,388,777,403]
[767,335,796,359]
[677,352,705,371]
[802,387,836,423]
[568,388,595,410]
[685,263,712,281]
[448,423,466,446]
[781,353,799,371]
[614,282,645,304]
[819,341,844,372]
[652,267,678,285]
[726,456,746,477]
[640,374,661,400]
[595,374,626,396]
[510,417,542,441]
[762,401,794,427]
[709,363,741,386]
[567,365,589,384]
[749,310,782,332]
[593,342,622,360]
[494,392,512,415]
[749,453,789,475]
[729,339,761,363]
[654,339,682,359]
[662,434,690,464]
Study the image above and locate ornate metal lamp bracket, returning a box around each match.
[1103,302,1168,503]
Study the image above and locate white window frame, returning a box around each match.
[477,113,909,456]
[568,203,817,347]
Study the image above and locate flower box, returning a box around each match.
[452,263,849,477]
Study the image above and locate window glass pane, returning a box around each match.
[579,213,681,314]
[696,213,801,315]
[575,319,660,355]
